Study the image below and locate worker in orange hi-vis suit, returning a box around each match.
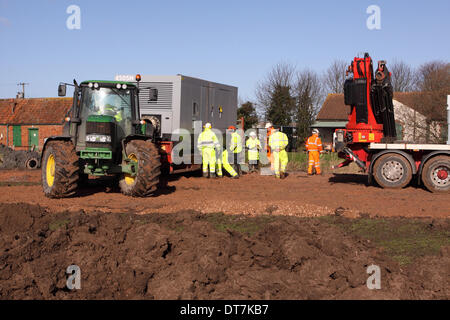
[306,129,323,175]
[265,122,275,172]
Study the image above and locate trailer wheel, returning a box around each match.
[421,156,450,193]
[373,153,412,189]
[41,141,80,198]
[119,140,161,197]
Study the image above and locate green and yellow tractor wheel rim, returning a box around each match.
[124,153,138,186]
[46,154,56,187]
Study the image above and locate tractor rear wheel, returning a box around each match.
[42,141,80,198]
[119,140,161,197]
[373,153,412,189]
[421,156,450,193]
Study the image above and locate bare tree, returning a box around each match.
[323,59,347,94]
[255,62,296,124]
[294,69,324,146]
[415,60,450,93]
[389,59,415,92]
[405,61,450,143]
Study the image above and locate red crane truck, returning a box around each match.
[333,53,450,193]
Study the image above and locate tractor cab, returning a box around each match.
[76,81,138,154]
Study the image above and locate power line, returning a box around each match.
[0,83,19,86]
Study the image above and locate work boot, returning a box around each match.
[231,175,239,179]
[210,172,216,179]
[203,172,209,178]
[280,172,286,179]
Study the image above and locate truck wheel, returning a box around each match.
[42,141,80,198]
[119,140,161,197]
[421,156,450,193]
[373,153,412,189]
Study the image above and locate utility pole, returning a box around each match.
[17,82,29,98]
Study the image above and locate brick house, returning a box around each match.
[312,92,446,146]
[0,98,72,151]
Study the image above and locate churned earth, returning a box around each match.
[0,169,448,299]
[0,203,448,300]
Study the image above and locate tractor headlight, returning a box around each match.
[86,134,111,143]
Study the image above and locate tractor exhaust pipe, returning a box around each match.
[447,95,450,145]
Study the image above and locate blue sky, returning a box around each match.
[0,0,449,100]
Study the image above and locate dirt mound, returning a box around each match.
[0,203,448,300]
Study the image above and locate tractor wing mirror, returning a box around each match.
[58,83,67,97]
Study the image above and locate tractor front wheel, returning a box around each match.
[119,140,161,197]
[41,141,80,198]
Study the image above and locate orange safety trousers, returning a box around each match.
[308,151,321,174]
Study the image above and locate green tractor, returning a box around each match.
[41,77,161,198]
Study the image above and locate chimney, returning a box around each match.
[11,100,18,113]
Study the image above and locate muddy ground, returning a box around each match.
[0,170,449,299]
[0,202,448,300]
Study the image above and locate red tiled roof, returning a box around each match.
[393,92,445,120]
[392,92,423,109]
[316,94,349,121]
[0,99,15,123]
[0,98,72,125]
[316,92,442,121]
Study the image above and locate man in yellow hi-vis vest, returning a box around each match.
[268,126,289,179]
[100,104,123,122]
[217,149,239,179]
[197,123,221,178]
[246,131,261,173]
[228,126,243,176]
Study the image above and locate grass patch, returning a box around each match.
[49,218,71,231]
[134,218,150,226]
[286,152,360,174]
[205,212,275,236]
[173,225,184,233]
[319,216,450,266]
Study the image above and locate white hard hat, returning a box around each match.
[249,131,256,137]
[204,123,212,129]
[312,128,319,134]
[265,122,272,129]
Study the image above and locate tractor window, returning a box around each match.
[81,87,132,122]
